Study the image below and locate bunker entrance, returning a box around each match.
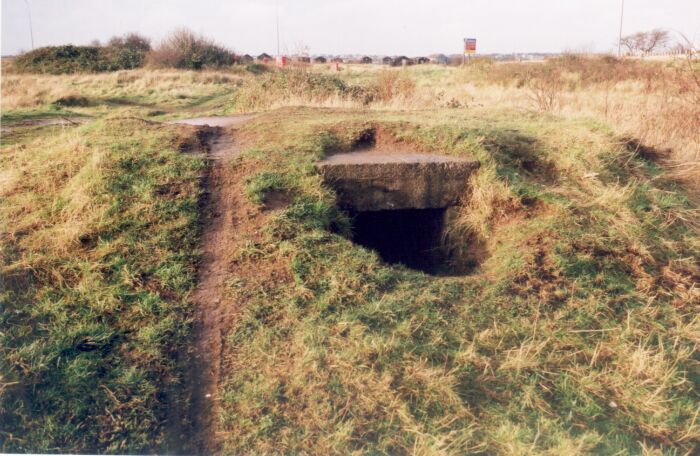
[349,208,448,274]
[316,150,481,274]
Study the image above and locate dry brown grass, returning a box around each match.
[1,68,243,111]
[379,57,700,192]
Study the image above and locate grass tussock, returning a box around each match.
[0,119,206,452]
[215,107,699,454]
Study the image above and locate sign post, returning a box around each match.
[463,38,477,65]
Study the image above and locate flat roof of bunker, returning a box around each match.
[316,151,480,211]
[318,152,472,165]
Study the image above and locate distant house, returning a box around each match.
[381,56,392,65]
[257,53,272,62]
[360,56,373,64]
[294,56,311,63]
[331,57,343,63]
[416,57,429,64]
[430,54,449,65]
[392,56,413,66]
[240,54,254,63]
[313,56,327,63]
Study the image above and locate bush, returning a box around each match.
[372,70,416,101]
[51,95,91,107]
[245,63,269,75]
[13,33,151,74]
[14,45,106,74]
[147,28,234,70]
[104,33,151,69]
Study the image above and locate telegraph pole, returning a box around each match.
[617,0,625,56]
[275,1,280,57]
[24,0,35,50]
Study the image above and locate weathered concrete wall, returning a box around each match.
[317,153,480,211]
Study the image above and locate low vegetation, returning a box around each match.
[0,119,206,452]
[1,54,698,454]
[10,29,233,74]
[216,108,699,454]
[147,28,235,70]
[12,34,151,74]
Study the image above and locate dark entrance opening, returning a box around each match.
[350,208,447,274]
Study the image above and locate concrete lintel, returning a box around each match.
[317,153,480,211]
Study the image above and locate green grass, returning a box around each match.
[0,107,84,124]
[0,119,206,452]
[218,107,699,454]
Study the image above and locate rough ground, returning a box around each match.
[169,115,253,453]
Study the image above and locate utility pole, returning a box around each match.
[24,0,35,50]
[275,1,280,57]
[617,0,625,56]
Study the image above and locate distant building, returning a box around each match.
[429,54,449,64]
[360,56,373,64]
[392,56,413,66]
[416,57,429,64]
[331,57,343,63]
[382,56,392,65]
[294,56,311,63]
[257,53,272,62]
[240,54,254,63]
[313,56,327,63]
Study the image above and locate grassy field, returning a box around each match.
[1,57,699,454]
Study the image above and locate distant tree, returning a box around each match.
[619,29,670,55]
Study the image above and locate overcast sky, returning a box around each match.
[2,0,699,56]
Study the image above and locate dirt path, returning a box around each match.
[169,115,254,454]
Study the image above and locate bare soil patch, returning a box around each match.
[167,115,260,453]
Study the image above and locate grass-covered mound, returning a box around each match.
[218,107,699,454]
[0,119,206,452]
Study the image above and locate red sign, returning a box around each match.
[464,38,477,55]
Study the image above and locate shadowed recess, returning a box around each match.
[350,208,447,274]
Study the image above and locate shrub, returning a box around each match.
[372,70,416,101]
[104,33,151,69]
[525,67,565,111]
[13,33,151,74]
[14,45,106,74]
[51,95,91,107]
[147,28,234,70]
[245,63,269,75]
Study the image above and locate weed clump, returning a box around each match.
[372,70,417,101]
[245,63,269,75]
[51,94,91,107]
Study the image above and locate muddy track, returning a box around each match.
[167,115,253,454]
